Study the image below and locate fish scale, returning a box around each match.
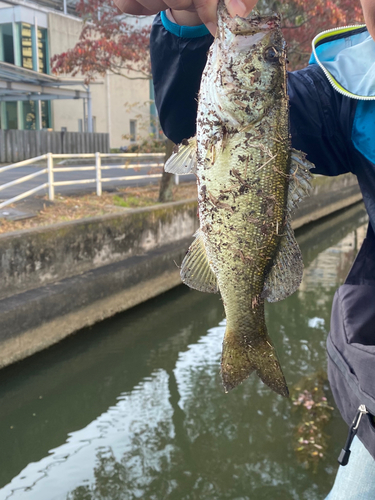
[164,1,313,397]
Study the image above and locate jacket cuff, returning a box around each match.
[160,10,210,38]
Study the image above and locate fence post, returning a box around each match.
[95,152,102,196]
[47,152,55,201]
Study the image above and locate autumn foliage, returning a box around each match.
[279,0,364,68]
[51,0,151,82]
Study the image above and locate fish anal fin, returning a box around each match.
[165,137,197,175]
[180,229,218,294]
[262,221,303,302]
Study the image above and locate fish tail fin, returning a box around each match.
[221,326,289,398]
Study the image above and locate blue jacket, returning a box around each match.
[150,12,375,462]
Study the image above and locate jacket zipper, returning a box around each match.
[338,404,369,466]
[311,25,375,101]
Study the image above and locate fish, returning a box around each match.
[165,0,313,397]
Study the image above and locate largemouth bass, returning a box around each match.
[165,1,313,397]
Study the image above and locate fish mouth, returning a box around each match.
[217,1,280,37]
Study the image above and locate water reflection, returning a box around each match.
[300,223,367,294]
[0,203,368,500]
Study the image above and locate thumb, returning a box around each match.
[225,0,258,17]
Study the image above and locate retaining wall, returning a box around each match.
[0,201,198,300]
[0,173,363,369]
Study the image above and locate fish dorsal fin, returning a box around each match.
[262,149,314,302]
[164,137,197,175]
[287,149,314,215]
[262,221,303,302]
[180,229,219,294]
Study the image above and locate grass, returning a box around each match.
[112,194,155,208]
[0,182,198,235]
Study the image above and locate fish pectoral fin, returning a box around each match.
[287,149,314,215]
[164,137,197,175]
[221,326,289,398]
[180,229,219,294]
[262,221,303,302]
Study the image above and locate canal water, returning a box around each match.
[0,203,369,500]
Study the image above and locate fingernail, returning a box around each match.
[226,0,247,18]
[206,22,217,36]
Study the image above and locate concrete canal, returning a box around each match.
[0,202,368,500]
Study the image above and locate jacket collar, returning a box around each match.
[309,25,375,100]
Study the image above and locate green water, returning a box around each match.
[0,203,369,500]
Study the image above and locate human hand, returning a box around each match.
[360,0,375,41]
[113,0,259,35]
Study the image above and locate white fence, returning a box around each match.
[0,152,168,209]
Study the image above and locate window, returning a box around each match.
[0,23,49,73]
[6,102,17,129]
[37,27,48,74]
[130,119,137,142]
[20,23,33,70]
[23,101,36,130]
[1,24,14,64]
[41,101,50,129]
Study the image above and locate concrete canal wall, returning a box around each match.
[0,173,362,369]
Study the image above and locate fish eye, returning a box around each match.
[264,47,279,62]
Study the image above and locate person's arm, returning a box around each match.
[288,66,355,176]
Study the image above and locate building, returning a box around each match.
[0,0,155,149]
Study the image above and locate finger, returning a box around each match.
[114,0,167,15]
[225,0,258,18]
[192,0,218,35]
[165,0,196,8]
[132,0,193,15]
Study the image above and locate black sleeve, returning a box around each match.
[150,13,213,145]
[151,14,355,177]
[289,65,357,176]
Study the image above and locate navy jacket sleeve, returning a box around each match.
[150,14,213,145]
[150,13,357,177]
[288,67,357,176]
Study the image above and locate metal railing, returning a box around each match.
[0,152,167,209]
